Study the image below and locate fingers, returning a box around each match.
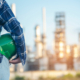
[9,57,21,64]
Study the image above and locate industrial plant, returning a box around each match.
[10,3,80,72]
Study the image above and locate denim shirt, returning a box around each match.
[0,0,26,65]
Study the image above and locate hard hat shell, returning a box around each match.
[0,34,16,60]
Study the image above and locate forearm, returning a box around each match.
[11,24,26,65]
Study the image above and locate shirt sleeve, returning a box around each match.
[0,0,26,65]
[0,26,2,32]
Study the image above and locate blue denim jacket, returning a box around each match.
[0,0,26,65]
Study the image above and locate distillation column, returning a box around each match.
[42,8,47,57]
[35,25,43,58]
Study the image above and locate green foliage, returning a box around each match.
[38,76,55,80]
[62,73,74,79]
[13,75,25,80]
[76,73,80,78]
[38,74,75,80]
[46,76,56,80]
[38,76,44,80]
[11,73,80,80]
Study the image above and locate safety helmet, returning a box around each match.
[0,34,16,60]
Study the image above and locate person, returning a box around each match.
[0,0,26,80]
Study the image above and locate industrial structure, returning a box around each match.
[35,8,47,58]
[26,7,48,71]
[54,12,67,70]
[35,25,42,58]
[9,3,80,72]
[73,33,80,70]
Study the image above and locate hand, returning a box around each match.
[9,57,21,64]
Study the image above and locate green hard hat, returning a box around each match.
[0,34,16,60]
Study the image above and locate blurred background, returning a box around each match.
[3,0,80,80]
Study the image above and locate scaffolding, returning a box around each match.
[54,12,66,63]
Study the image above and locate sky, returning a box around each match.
[5,0,80,49]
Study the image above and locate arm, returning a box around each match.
[0,0,26,65]
[0,26,2,36]
[0,26,2,32]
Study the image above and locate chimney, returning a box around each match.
[43,7,46,35]
[79,33,80,57]
[35,25,41,41]
[36,25,40,36]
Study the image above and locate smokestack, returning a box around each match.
[43,7,46,35]
[35,25,41,41]
[36,25,40,37]
[79,33,80,57]
[11,3,16,16]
